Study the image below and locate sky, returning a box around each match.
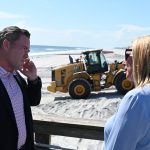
[1,0,150,49]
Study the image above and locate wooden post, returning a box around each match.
[34,119,51,150]
[35,133,50,144]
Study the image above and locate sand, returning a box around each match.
[31,53,124,150]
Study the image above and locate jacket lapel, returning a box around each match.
[0,79,16,125]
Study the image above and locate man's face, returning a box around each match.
[7,35,30,71]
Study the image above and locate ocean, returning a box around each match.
[30,45,125,55]
[29,45,92,56]
[29,45,125,62]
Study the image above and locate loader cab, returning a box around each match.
[83,50,108,74]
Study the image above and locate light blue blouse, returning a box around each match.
[104,84,150,150]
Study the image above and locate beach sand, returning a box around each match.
[31,54,124,150]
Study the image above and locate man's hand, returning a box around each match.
[20,58,38,81]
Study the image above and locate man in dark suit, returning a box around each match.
[0,26,42,150]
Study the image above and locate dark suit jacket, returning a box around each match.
[0,73,42,150]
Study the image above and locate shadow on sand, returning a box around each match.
[54,90,124,101]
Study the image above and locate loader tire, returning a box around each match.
[115,72,134,95]
[69,78,91,99]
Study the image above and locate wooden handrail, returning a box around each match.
[33,114,106,150]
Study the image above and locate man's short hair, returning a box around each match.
[0,26,30,48]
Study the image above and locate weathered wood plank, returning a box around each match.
[35,143,76,150]
[33,114,105,141]
[33,114,105,127]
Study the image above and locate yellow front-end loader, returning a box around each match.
[47,49,134,99]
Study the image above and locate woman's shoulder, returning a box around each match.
[123,84,150,104]
[126,84,150,96]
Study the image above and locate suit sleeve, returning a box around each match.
[27,76,42,106]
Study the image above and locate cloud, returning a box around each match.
[119,24,150,32]
[15,24,150,48]
[13,20,29,28]
[114,24,150,39]
[0,11,25,19]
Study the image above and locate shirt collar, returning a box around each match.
[0,67,17,78]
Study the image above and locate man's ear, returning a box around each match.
[3,39,10,50]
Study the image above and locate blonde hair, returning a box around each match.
[132,35,150,87]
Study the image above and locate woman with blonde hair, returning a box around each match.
[104,35,150,150]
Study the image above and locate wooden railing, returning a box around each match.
[33,114,106,150]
